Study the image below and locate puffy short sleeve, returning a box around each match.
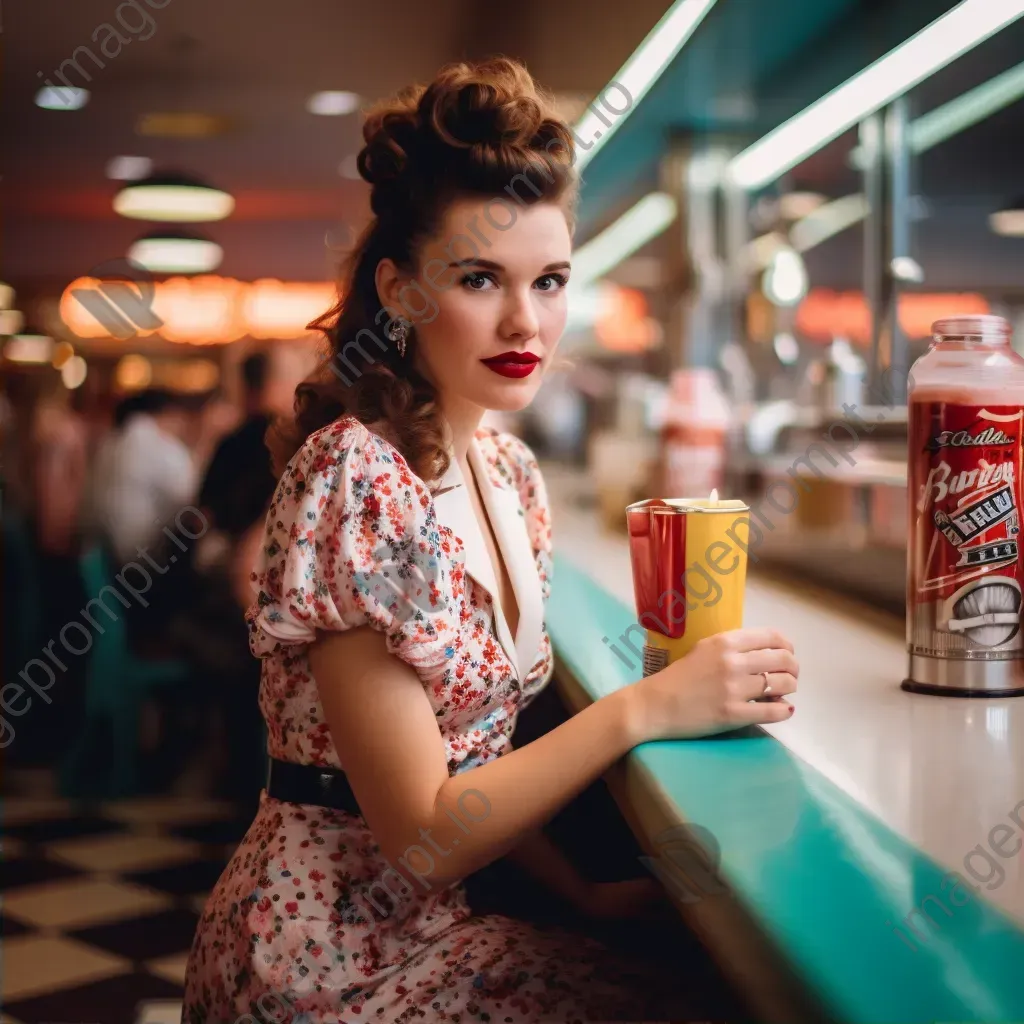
[246,418,461,672]
[495,431,553,604]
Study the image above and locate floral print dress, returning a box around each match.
[183,415,686,1023]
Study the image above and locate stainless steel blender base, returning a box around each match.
[903,653,1024,697]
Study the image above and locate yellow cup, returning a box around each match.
[626,498,751,675]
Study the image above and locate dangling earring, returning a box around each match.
[386,317,410,358]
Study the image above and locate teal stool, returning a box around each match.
[60,546,190,798]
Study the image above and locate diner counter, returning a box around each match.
[542,465,1024,1024]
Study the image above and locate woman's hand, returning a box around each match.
[629,628,798,743]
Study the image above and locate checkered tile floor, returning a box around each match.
[2,794,251,1024]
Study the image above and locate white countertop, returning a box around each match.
[544,464,1024,930]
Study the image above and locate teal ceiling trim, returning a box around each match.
[577,0,861,238]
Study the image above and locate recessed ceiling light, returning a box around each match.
[308,91,361,116]
[990,200,1024,237]
[338,155,362,180]
[107,156,154,181]
[35,85,89,110]
[128,229,224,274]
[114,172,235,222]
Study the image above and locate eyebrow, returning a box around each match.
[446,258,572,273]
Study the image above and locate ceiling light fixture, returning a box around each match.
[114,172,235,222]
[571,193,678,288]
[990,198,1024,236]
[0,309,25,336]
[35,85,89,110]
[307,91,361,116]
[127,229,224,274]
[849,59,1024,168]
[778,191,827,220]
[727,0,1024,189]
[790,193,872,252]
[4,332,55,364]
[573,0,719,171]
[107,156,154,181]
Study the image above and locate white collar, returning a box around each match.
[430,433,544,681]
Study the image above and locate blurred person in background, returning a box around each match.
[81,390,149,548]
[185,57,799,1024]
[163,353,279,810]
[95,387,199,564]
[31,376,89,559]
[4,375,90,762]
[197,351,276,540]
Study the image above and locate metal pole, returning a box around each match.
[685,140,720,369]
[886,95,911,405]
[658,136,694,376]
[861,111,887,400]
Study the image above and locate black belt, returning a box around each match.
[265,757,362,815]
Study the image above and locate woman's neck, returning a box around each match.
[441,395,486,468]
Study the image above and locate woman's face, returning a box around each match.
[376,196,572,418]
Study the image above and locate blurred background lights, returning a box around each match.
[778,191,827,220]
[773,331,801,365]
[338,155,362,179]
[35,85,90,110]
[51,340,76,369]
[106,156,155,181]
[60,355,88,389]
[114,173,235,222]
[128,232,224,274]
[762,247,810,307]
[4,333,54,364]
[115,354,154,390]
[307,91,361,116]
[0,309,26,336]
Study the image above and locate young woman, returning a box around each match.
[183,57,798,1023]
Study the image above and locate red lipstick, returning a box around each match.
[480,351,541,379]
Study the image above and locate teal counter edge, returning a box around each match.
[548,555,1024,1024]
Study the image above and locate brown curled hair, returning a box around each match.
[267,57,578,484]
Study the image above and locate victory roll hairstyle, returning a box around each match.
[268,57,578,482]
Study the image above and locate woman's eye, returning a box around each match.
[535,273,568,292]
[461,272,495,290]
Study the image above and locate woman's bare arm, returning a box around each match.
[311,626,639,889]
[311,622,797,890]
